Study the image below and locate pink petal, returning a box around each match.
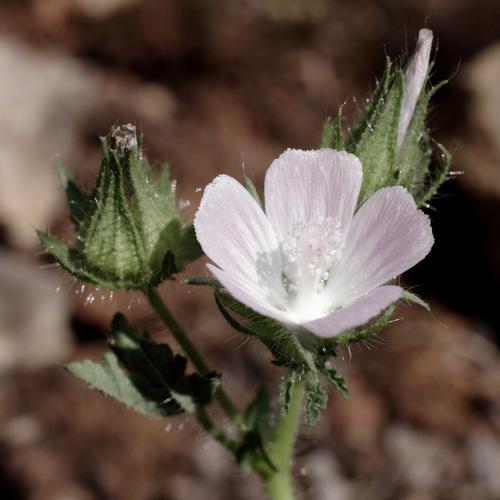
[303,285,402,338]
[328,186,433,305]
[397,29,433,149]
[264,149,362,242]
[208,264,292,325]
[194,174,286,305]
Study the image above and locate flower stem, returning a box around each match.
[144,287,242,427]
[263,379,305,500]
[195,406,238,452]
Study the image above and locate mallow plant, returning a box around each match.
[39,29,449,499]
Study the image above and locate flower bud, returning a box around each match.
[397,28,433,149]
[39,124,201,289]
[321,27,449,207]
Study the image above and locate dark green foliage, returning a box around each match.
[66,314,219,417]
[235,391,277,475]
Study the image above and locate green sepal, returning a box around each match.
[183,276,220,287]
[414,141,451,207]
[321,110,344,150]
[334,304,396,345]
[322,368,349,398]
[337,55,450,206]
[402,290,430,311]
[56,159,88,227]
[243,175,263,208]
[346,58,393,152]
[354,70,403,203]
[66,313,219,417]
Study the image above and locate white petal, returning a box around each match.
[397,28,433,149]
[303,285,402,338]
[264,149,362,242]
[194,175,285,304]
[208,264,292,325]
[328,186,433,305]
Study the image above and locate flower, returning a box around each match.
[397,28,434,150]
[194,149,433,338]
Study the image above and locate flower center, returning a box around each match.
[280,215,345,321]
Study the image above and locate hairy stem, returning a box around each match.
[263,379,305,500]
[145,287,242,427]
[195,406,238,452]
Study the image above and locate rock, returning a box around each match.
[74,0,141,19]
[384,424,459,492]
[0,250,72,372]
[0,35,178,249]
[460,41,500,198]
[305,449,354,500]
[468,431,500,496]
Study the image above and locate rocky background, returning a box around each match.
[0,1,500,499]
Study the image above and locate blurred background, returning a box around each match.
[0,1,499,499]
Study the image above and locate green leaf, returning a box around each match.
[110,314,219,414]
[67,314,219,417]
[402,290,430,311]
[183,276,220,288]
[304,371,328,426]
[279,370,298,416]
[323,368,349,398]
[66,352,167,417]
[236,391,276,474]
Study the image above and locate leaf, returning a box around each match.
[236,391,276,474]
[402,290,430,311]
[279,371,297,416]
[183,276,220,288]
[304,371,328,426]
[323,368,349,398]
[66,352,167,417]
[110,314,219,414]
[67,314,219,417]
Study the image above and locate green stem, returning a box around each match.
[145,287,242,427]
[195,407,238,452]
[263,379,305,500]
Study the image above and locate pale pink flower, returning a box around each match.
[194,149,433,337]
[397,28,434,149]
